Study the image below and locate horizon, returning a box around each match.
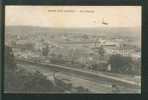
[5,25,141,29]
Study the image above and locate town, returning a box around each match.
[5,26,141,93]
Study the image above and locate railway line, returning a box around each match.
[15,58,140,89]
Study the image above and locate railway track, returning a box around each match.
[16,58,141,89]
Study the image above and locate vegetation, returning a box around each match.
[4,46,62,93]
[97,45,105,57]
[108,54,140,75]
[4,46,91,93]
[42,44,49,57]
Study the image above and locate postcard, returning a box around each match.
[4,6,141,94]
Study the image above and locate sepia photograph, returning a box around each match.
[4,6,141,93]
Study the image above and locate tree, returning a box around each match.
[42,45,49,57]
[96,45,105,57]
[108,54,133,74]
[5,46,16,70]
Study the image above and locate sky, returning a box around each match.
[5,6,141,28]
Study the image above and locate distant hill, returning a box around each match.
[5,25,141,38]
